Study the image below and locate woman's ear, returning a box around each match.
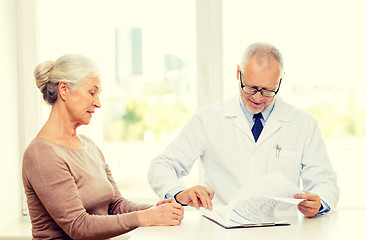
[58,81,69,101]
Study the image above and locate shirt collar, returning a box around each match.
[239,97,276,124]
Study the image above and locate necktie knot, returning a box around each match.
[252,113,263,142]
[253,113,263,120]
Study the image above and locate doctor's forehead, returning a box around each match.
[243,62,281,86]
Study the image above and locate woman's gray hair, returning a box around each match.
[34,54,99,104]
[239,42,284,75]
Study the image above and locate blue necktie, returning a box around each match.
[252,113,263,142]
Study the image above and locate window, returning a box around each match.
[16,1,364,221]
[38,0,197,201]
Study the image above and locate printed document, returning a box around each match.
[201,172,304,228]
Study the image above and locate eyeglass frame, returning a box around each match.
[239,71,282,97]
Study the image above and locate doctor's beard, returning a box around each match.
[240,91,275,114]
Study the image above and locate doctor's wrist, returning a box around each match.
[174,191,188,206]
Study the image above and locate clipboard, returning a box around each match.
[202,213,290,229]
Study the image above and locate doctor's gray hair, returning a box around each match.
[239,42,284,76]
[34,54,99,105]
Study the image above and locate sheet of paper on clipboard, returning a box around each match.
[201,172,304,228]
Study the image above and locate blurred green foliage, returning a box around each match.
[307,99,366,137]
[106,96,366,141]
[105,98,191,141]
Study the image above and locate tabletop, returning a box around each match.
[129,207,364,240]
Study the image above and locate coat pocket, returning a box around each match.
[267,148,302,185]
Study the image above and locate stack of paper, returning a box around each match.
[201,172,304,228]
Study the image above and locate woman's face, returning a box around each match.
[65,77,101,127]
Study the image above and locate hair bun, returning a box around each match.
[34,60,55,90]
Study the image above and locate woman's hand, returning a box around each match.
[137,200,184,226]
[156,198,174,206]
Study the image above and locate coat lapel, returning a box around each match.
[222,96,292,144]
[222,96,253,139]
[256,97,291,144]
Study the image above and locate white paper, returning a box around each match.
[201,172,304,227]
[269,197,304,205]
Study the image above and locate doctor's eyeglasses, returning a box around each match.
[240,71,282,97]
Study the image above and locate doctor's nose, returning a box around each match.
[252,91,264,102]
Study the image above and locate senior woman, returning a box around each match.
[22,54,184,240]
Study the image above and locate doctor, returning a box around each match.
[148,42,339,218]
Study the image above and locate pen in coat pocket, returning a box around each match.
[275,145,281,158]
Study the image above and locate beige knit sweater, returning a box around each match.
[22,135,152,240]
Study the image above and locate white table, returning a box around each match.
[129,207,365,240]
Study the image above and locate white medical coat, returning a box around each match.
[148,96,339,210]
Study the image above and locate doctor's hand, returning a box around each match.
[175,185,214,210]
[294,191,321,218]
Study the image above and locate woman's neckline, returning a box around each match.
[35,136,86,150]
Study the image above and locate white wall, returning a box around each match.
[0,0,21,230]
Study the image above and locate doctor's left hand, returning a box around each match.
[294,191,321,218]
